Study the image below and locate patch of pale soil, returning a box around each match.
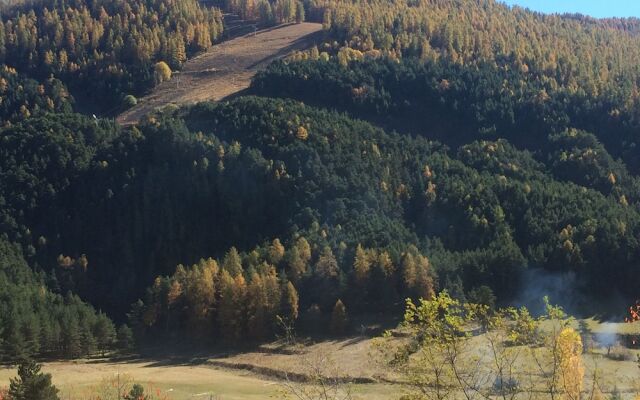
[117,22,322,125]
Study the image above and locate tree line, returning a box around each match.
[220,0,305,26]
[0,238,132,361]
[3,95,640,323]
[1,294,633,400]
[130,238,435,344]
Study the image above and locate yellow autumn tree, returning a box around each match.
[414,253,435,300]
[376,251,394,278]
[217,271,247,342]
[222,246,243,277]
[154,61,172,84]
[353,244,371,287]
[295,236,312,262]
[280,281,299,322]
[401,251,417,294]
[247,273,269,340]
[374,291,486,400]
[556,327,584,400]
[530,298,584,400]
[296,125,308,140]
[268,238,285,265]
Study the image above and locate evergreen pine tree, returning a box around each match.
[8,360,60,400]
[286,246,307,284]
[124,384,148,400]
[117,325,135,351]
[93,314,116,356]
[330,299,348,336]
[61,316,82,358]
[80,322,96,356]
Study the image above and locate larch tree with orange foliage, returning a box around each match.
[217,271,247,342]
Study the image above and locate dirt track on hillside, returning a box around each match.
[117,22,322,125]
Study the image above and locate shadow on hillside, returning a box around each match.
[338,335,369,348]
[220,87,252,102]
[246,29,324,70]
[82,334,373,368]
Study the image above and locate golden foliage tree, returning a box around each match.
[353,244,371,287]
[315,246,339,279]
[217,271,247,342]
[154,61,172,84]
[296,236,312,262]
[247,273,269,340]
[555,328,585,400]
[269,238,286,265]
[281,281,299,322]
[223,246,243,277]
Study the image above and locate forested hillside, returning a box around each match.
[0,0,309,118]
[0,239,128,361]
[309,0,640,97]
[5,0,640,359]
[0,0,224,111]
[0,65,72,125]
[3,94,640,343]
[248,0,640,175]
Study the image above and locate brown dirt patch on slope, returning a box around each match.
[117,22,322,125]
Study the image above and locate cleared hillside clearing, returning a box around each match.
[116,22,322,126]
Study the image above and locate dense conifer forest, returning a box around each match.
[0,0,224,110]
[4,0,640,365]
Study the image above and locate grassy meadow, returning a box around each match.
[3,320,640,399]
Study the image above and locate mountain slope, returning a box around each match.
[117,22,322,125]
